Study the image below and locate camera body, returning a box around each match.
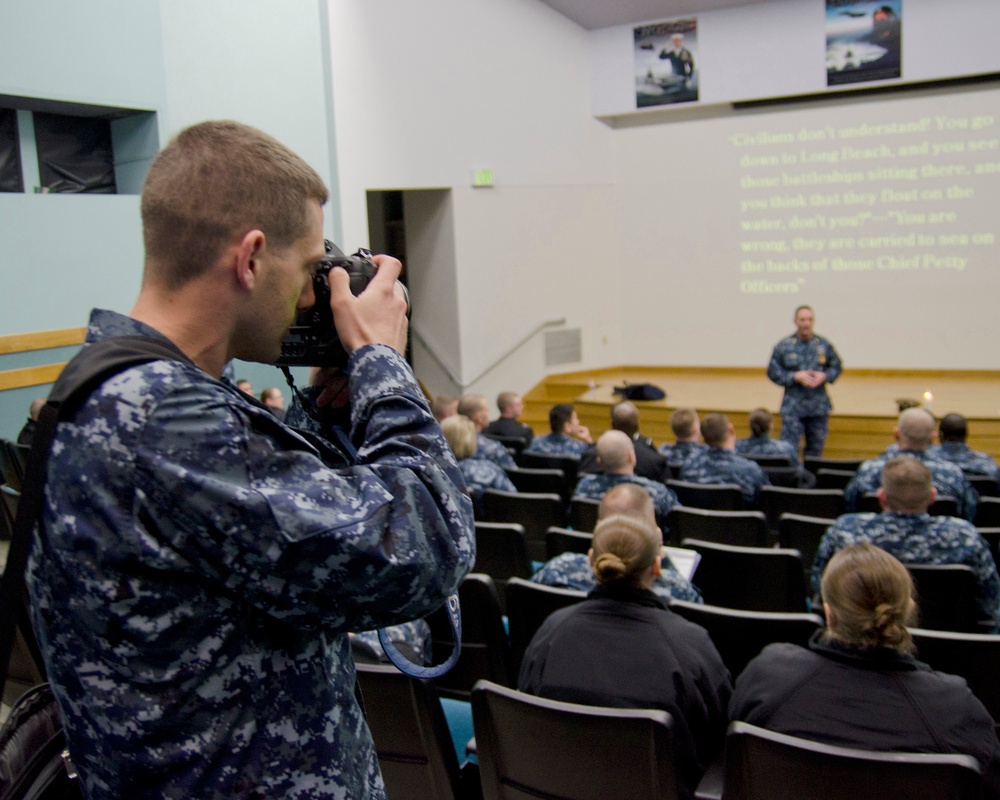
[276,240,405,368]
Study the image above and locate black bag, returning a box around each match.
[0,684,78,800]
[0,336,191,800]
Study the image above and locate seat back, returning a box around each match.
[743,454,793,469]
[545,527,592,560]
[906,564,983,633]
[504,577,586,676]
[483,433,527,455]
[910,627,1000,728]
[474,522,533,611]
[667,480,744,511]
[504,467,568,504]
[777,513,836,582]
[516,452,579,487]
[803,456,863,475]
[472,680,679,800]
[759,487,845,536]
[355,663,463,800]
[975,497,1000,527]
[815,468,856,490]
[976,527,1000,566]
[568,497,601,533]
[969,474,1000,498]
[425,574,514,700]
[481,490,567,562]
[666,507,768,548]
[669,600,823,681]
[721,721,982,800]
[682,539,808,612]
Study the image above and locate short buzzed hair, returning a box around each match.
[611,402,640,436]
[897,407,936,450]
[599,483,655,524]
[141,121,328,289]
[549,404,574,434]
[458,394,488,420]
[671,408,698,439]
[882,457,934,513]
[939,413,968,443]
[596,431,633,473]
[497,392,519,414]
[700,413,730,447]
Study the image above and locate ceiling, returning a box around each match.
[536,0,762,30]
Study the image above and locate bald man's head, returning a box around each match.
[611,402,640,437]
[598,483,656,525]
[896,407,936,450]
[596,430,635,474]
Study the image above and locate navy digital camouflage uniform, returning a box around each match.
[572,473,679,538]
[930,442,1000,486]
[767,333,842,457]
[680,448,771,506]
[475,432,516,469]
[812,511,1000,628]
[531,553,703,604]
[458,457,516,516]
[26,309,476,800]
[844,450,978,522]
[525,432,590,459]
[658,440,708,468]
[735,434,800,466]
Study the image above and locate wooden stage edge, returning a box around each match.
[522,366,1000,461]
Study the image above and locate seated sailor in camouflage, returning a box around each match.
[735,408,800,465]
[440,413,516,515]
[573,431,679,538]
[658,407,708,468]
[533,483,702,604]
[815,458,1000,629]
[680,413,770,506]
[26,121,476,800]
[458,392,516,469]
[524,402,593,458]
[580,401,670,484]
[767,305,842,457]
[845,408,978,522]
[930,413,1000,487]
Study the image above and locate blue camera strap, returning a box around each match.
[378,593,462,679]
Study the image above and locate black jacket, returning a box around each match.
[731,633,1000,799]
[483,417,533,445]
[518,583,732,800]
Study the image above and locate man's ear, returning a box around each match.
[235,230,266,290]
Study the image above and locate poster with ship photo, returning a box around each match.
[634,19,698,108]
[826,0,901,86]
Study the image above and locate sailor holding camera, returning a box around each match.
[26,120,475,799]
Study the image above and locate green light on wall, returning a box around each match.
[472,168,494,187]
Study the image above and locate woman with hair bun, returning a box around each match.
[518,514,731,800]
[731,543,1000,798]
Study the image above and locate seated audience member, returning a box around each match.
[845,408,978,521]
[735,408,800,465]
[573,431,679,537]
[813,457,1000,628]
[532,482,701,604]
[680,413,770,506]
[658,407,708,468]
[458,393,516,469]
[235,378,253,396]
[259,387,286,422]
[520,514,731,800]
[731,543,1000,800]
[931,412,1000,486]
[580,400,669,483]
[483,391,533,445]
[524,402,593,458]
[431,393,458,423]
[441,414,516,514]
[16,397,47,447]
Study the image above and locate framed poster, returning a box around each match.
[826,1,901,86]
[634,19,699,108]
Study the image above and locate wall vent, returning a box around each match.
[545,329,582,367]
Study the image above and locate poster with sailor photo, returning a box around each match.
[826,0,901,86]
[634,19,698,108]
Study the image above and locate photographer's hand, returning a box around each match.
[328,255,408,355]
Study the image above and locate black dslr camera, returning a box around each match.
[276,240,408,368]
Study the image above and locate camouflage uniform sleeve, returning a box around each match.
[141,344,475,633]
[811,516,859,595]
[767,339,795,387]
[844,460,879,511]
[820,336,842,384]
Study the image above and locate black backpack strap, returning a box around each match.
[0,336,190,691]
